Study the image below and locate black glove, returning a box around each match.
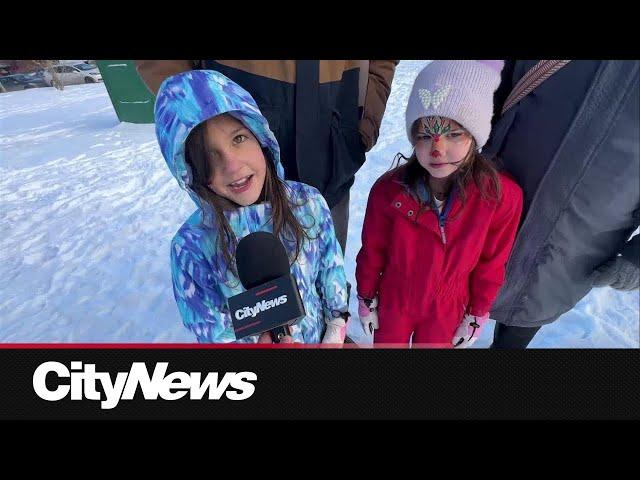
[592,256,640,291]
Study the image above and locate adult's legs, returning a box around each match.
[490,322,542,349]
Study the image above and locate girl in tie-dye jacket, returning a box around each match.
[155,70,349,343]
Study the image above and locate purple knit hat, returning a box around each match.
[405,60,504,148]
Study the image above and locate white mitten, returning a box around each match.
[452,313,490,348]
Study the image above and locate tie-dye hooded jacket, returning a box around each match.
[155,70,349,343]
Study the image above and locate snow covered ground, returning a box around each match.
[1,60,638,346]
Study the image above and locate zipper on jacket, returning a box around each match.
[418,178,456,246]
[439,217,447,245]
[434,188,456,246]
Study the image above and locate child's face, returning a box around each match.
[414,116,473,179]
[203,114,267,206]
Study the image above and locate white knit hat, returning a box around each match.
[405,60,504,148]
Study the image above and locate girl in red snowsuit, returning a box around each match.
[356,60,523,347]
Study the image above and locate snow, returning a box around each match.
[1,60,638,347]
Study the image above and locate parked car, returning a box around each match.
[43,64,102,86]
[73,63,101,77]
[0,74,41,93]
[16,70,49,88]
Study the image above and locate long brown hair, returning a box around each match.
[184,120,310,278]
[393,120,502,214]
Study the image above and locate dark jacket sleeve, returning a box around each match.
[135,60,200,95]
[620,208,640,267]
[613,74,640,269]
[359,60,399,152]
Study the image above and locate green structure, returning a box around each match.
[96,60,155,124]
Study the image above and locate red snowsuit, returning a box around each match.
[356,167,523,346]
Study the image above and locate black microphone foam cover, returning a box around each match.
[235,231,290,290]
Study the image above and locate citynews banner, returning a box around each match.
[0,343,638,420]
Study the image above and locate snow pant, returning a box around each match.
[329,190,350,255]
[373,301,466,348]
[490,322,544,349]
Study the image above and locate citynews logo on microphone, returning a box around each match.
[32,361,257,410]
[235,294,288,320]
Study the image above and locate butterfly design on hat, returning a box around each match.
[418,85,452,110]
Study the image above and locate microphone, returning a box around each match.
[227,231,306,343]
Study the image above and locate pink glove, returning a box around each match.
[358,296,379,335]
[452,313,490,348]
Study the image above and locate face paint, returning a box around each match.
[421,119,448,157]
[416,117,471,147]
[414,116,474,179]
[420,116,452,136]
